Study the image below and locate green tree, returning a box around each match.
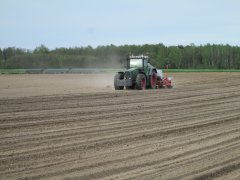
[34,44,49,54]
[2,44,240,69]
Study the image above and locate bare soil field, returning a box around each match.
[0,72,240,180]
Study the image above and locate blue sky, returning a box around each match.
[1,0,240,49]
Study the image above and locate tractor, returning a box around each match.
[114,55,172,90]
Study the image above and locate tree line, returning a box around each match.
[0,43,240,69]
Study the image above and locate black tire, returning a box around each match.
[114,73,124,90]
[150,71,157,89]
[136,73,146,90]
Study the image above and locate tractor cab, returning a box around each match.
[127,55,149,71]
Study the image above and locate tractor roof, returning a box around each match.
[129,55,149,59]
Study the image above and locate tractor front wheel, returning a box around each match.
[136,73,146,90]
[114,73,124,90]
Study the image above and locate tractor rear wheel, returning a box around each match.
[136,73,146,90]
[150,71,157,89]
[114,73,124,90]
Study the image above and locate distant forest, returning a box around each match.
[0,43,240,69]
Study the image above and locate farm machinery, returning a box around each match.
[114,55,173,90]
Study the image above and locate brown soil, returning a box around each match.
[0,72,240,179]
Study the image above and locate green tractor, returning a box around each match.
[114,55,158,90]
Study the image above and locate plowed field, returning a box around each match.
[0,73,240,179]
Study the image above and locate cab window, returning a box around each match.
[144,59,148,67]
